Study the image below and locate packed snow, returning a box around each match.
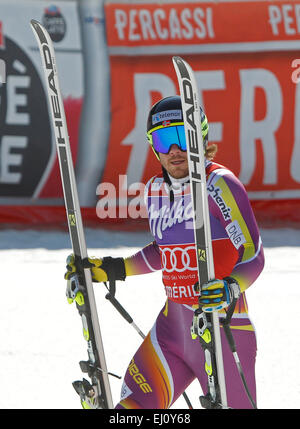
[0,226,299,409]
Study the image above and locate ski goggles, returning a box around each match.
[148,124,186,154]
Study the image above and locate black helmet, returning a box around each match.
[147,95,209,158]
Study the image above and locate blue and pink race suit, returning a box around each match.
[115,161,264,409]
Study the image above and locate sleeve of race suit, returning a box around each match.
[124,241,162,276]
[207,168,265,293]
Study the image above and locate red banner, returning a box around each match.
[106,1,300,47]
[101,0,300,226]
[1,1,300,228]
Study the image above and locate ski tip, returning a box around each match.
[30,19,41,33]
[30,19,49,44]
[172,55,181,62]
[30,19,39,27]
[172,56,186,69]
[30,19,45,33]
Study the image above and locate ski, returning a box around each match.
[172,56,227,409]
[30,19,114,409]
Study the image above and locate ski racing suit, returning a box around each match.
[115,161,264,409]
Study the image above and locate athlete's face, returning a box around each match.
[159,145,189,179]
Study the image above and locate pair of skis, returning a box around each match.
[30,20,113,409]
[31,20,252,410]
[173,57,256,409]
[172,56,227,408]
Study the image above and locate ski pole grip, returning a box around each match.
[105,293,133,324]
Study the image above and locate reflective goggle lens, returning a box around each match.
[151,125,186,154]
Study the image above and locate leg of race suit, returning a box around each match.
[115,300,257,409]
[115,325,195,409]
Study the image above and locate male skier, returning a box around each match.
[66,96,264,409]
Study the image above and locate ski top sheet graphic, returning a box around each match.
[172,56,227,408]
[30,19,114,409]
[172,56,212,284]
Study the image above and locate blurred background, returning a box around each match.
[1,0,300,229]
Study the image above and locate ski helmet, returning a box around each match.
[147,95,209,159]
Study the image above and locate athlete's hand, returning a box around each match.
[85,257,109,283]
[199,277,240,313]
[64,254,126,283]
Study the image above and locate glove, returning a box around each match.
[64,254,126,283]
[198,277,240,313]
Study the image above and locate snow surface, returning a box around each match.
[0,226,299,409]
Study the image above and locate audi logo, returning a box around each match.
[161,246,198,273]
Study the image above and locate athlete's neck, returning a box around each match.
[167,173,189,185]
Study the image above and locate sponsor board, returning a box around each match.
[101,0,300,225]
[0,1,83,211]
[1,1,300,227]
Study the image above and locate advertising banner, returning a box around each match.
[102,0,300,226]
[1,0,300,228]
[0,0,84,225]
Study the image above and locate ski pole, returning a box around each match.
[220,299,257,409]
[104,281,193,409]
[105,282,145,339]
